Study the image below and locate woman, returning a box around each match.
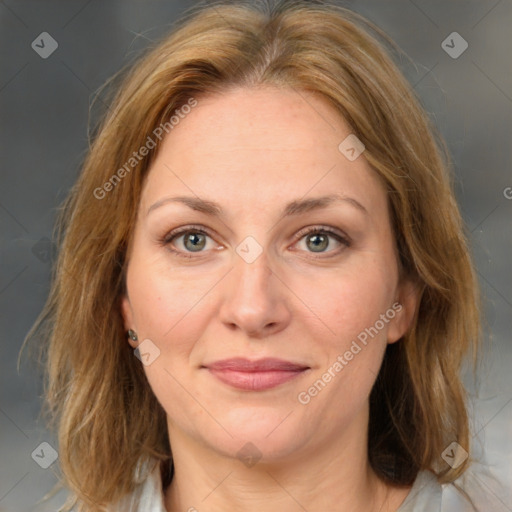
[25,0,483,510]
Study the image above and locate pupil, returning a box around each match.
[308,233,328,252]
[185,232,205,251]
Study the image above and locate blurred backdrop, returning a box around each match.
[1,1,511,510]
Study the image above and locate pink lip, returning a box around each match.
[204,358,310,391]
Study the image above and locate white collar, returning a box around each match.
[109,462,166,512]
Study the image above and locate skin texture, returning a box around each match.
[121,86,419,511]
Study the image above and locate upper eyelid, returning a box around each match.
[293,225,350,241]
[164,224,212,240]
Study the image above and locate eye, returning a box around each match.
[161,225,218,259]
[293,226,350,256]
[161,224,350,260]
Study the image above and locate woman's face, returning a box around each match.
[121,86,417,463]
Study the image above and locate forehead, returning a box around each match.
[140,86,388,219]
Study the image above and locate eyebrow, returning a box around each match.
[146,194,368,219]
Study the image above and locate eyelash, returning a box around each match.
[160,224,351,260]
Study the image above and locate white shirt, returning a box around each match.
[109,463,484,511]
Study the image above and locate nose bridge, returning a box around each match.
[233,249,271,300]
[219,246,289,337]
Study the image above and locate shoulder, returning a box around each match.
[107,462,167,512]
[396,470,443,512]
[397,468,501,512]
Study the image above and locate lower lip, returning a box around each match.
[207,368,308,391]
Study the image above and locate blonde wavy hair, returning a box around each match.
[22,0,482,510]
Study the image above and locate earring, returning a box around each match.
[127,329,138,341]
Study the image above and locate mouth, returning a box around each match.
[203,358,311,391]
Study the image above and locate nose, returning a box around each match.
[218,248,291,339]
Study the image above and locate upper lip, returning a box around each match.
[205,358,309,372]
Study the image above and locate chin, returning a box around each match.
[199,405,311,463]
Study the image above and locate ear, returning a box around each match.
[387,277,421,344]
[120,294,138,348]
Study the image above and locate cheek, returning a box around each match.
[297,261,395,346]
[293,262,394,400]
[127,246,215,340]
[126,254,216,416]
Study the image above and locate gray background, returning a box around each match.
[1,1,511,510]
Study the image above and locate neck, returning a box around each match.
[163,408,411,512]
